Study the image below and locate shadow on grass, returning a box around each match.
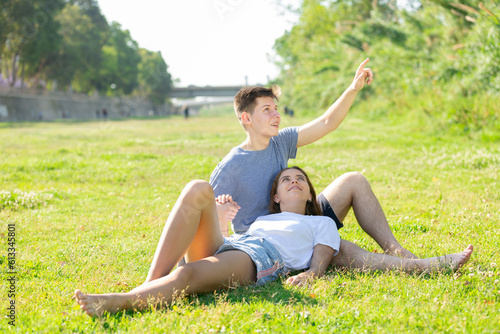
[329,265,463,281]
[86,278,318,328]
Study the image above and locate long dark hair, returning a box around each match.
[268,166,322,216]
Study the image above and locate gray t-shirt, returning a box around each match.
[209,126,299,233]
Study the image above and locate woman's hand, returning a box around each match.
[287,244,335,287]
[216,194,237,205]
[286,272,314,287]
[215,194,241,223]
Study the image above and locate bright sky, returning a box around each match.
[97,0,300,87]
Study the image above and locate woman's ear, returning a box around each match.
[274,195,280,204]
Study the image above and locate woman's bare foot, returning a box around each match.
[73,289,133,317]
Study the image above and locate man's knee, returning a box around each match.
[339,171,367,185]
[334,172,373,195]
[324,171,368,198]
[338,239,357,254]
[330,239,361,267]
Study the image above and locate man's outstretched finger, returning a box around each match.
[355,58,370,77]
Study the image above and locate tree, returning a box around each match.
[68,0,109,93]
[135,49,172,106]
[0,0,64,87]
[0,0,8,56]
[1,0,174,105]
[21,1,64,86]
[98,22,141,95]
[43,4,98,91]
[272,0,498,131]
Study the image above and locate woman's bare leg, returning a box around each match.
[75,251,257,317]
[144,180,224,283]
[331,240,473,273]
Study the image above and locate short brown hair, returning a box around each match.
[233,85,281,121]
[268,166,323,216]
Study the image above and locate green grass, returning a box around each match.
[0,109,499,333]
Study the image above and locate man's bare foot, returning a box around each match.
[423,245,474,272]
[74,289,131,317]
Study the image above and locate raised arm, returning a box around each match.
[286,244,335,287]
[297,58,373,148]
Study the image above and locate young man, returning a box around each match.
[210,58,418,261]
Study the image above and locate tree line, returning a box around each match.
[273,0,499,132]
[0,0,172,106]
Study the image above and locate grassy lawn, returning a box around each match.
[0,109,498,333]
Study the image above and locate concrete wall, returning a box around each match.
[0,87,173,122]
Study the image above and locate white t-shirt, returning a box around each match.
[246,212,340,270]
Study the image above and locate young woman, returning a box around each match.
[74,167,473,317]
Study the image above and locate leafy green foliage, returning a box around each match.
[0,0,65,87]
[273,0,500,132]
[135,49,173,106]
[45,4,97,88]
[97,22,141,96]
[0,0,171,105]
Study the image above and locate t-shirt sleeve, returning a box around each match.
[209,165,235,198]
[274,126,299,160]
[313,217,341,256]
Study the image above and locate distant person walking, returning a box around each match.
[102,108,108,119]
[183,105,189,120]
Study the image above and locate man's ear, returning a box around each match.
[241,112,251,126]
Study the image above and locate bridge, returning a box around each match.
[169,85,243,98]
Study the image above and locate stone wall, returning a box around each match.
[0,87,173,122]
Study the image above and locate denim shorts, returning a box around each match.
[214,234,289,286]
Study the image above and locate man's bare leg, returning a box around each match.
[331,239,473,273]
[321,172,417,258]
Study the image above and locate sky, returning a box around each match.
[97,0,300,87]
